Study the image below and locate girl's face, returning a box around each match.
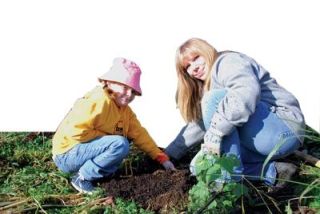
[107,82,136,107]
[182,53,208,81]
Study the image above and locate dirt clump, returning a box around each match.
[100,169,195,212]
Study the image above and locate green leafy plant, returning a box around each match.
[103,198,154,214]
[188,153,248,213]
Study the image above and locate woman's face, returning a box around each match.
[182,53,208,81]
[107,82,136,107]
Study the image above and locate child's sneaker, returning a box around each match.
[71,173,95,194]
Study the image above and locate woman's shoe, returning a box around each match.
[268,162,297,193]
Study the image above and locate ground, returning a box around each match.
[99,151,196,212]
[101,169,194,212]
[97,144,319,213]
[1,132,319,213]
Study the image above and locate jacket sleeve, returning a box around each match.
[68,97,106,142]
[165,121,205,160]
[127,110,162,159]
[211,53,261,136]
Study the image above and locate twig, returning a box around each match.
[243,177,273,214]
[241,193,245,214]
[0,199,31,211]
[294,150,320,168]
[76,196,114,212]
[33,197,48,214]
[120,159,133,178]
[260,191,282,213]
[19,204,77,213]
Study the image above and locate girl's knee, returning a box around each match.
[111,136,130,156]
[53,155,76,173]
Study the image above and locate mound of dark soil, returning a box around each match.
[100,169,195,212]
[98,146,197,212]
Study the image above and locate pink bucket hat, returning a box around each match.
[99,57,142,96]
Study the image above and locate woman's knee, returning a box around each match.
[202,89,227,107]
[201,89,227,129]
[247,131,300,158]
[274,131,301,157]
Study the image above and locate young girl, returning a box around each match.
[165,38,305,189]
[52,57,175,194]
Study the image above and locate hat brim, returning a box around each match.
[98,78,142,96]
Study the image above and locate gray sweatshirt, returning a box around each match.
[166,51,305,159]
[210,51,304,136]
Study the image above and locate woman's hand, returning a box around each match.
[201,142,221,156]
[202,128,223,156]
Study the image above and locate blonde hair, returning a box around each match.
[175,38,218,122]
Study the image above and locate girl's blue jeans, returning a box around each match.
[190,89,302,185]
[53,135,130,181]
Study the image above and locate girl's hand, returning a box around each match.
[162,160,176,170]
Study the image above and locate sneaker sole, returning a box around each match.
[71,182,93,195]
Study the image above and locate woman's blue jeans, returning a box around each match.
[190,89,301,185]
[53,135,130,181]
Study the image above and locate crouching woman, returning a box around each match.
[165,38,305,188]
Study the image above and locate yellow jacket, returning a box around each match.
[52,86,163,160]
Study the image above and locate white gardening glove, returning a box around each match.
[162,160,176,170]
[202,127,223,156]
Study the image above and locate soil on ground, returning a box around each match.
[101,169,195,212]
[99,153,196,212]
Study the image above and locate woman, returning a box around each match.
[165,38,305,188]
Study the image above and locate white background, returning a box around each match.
[1,1,319,147]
